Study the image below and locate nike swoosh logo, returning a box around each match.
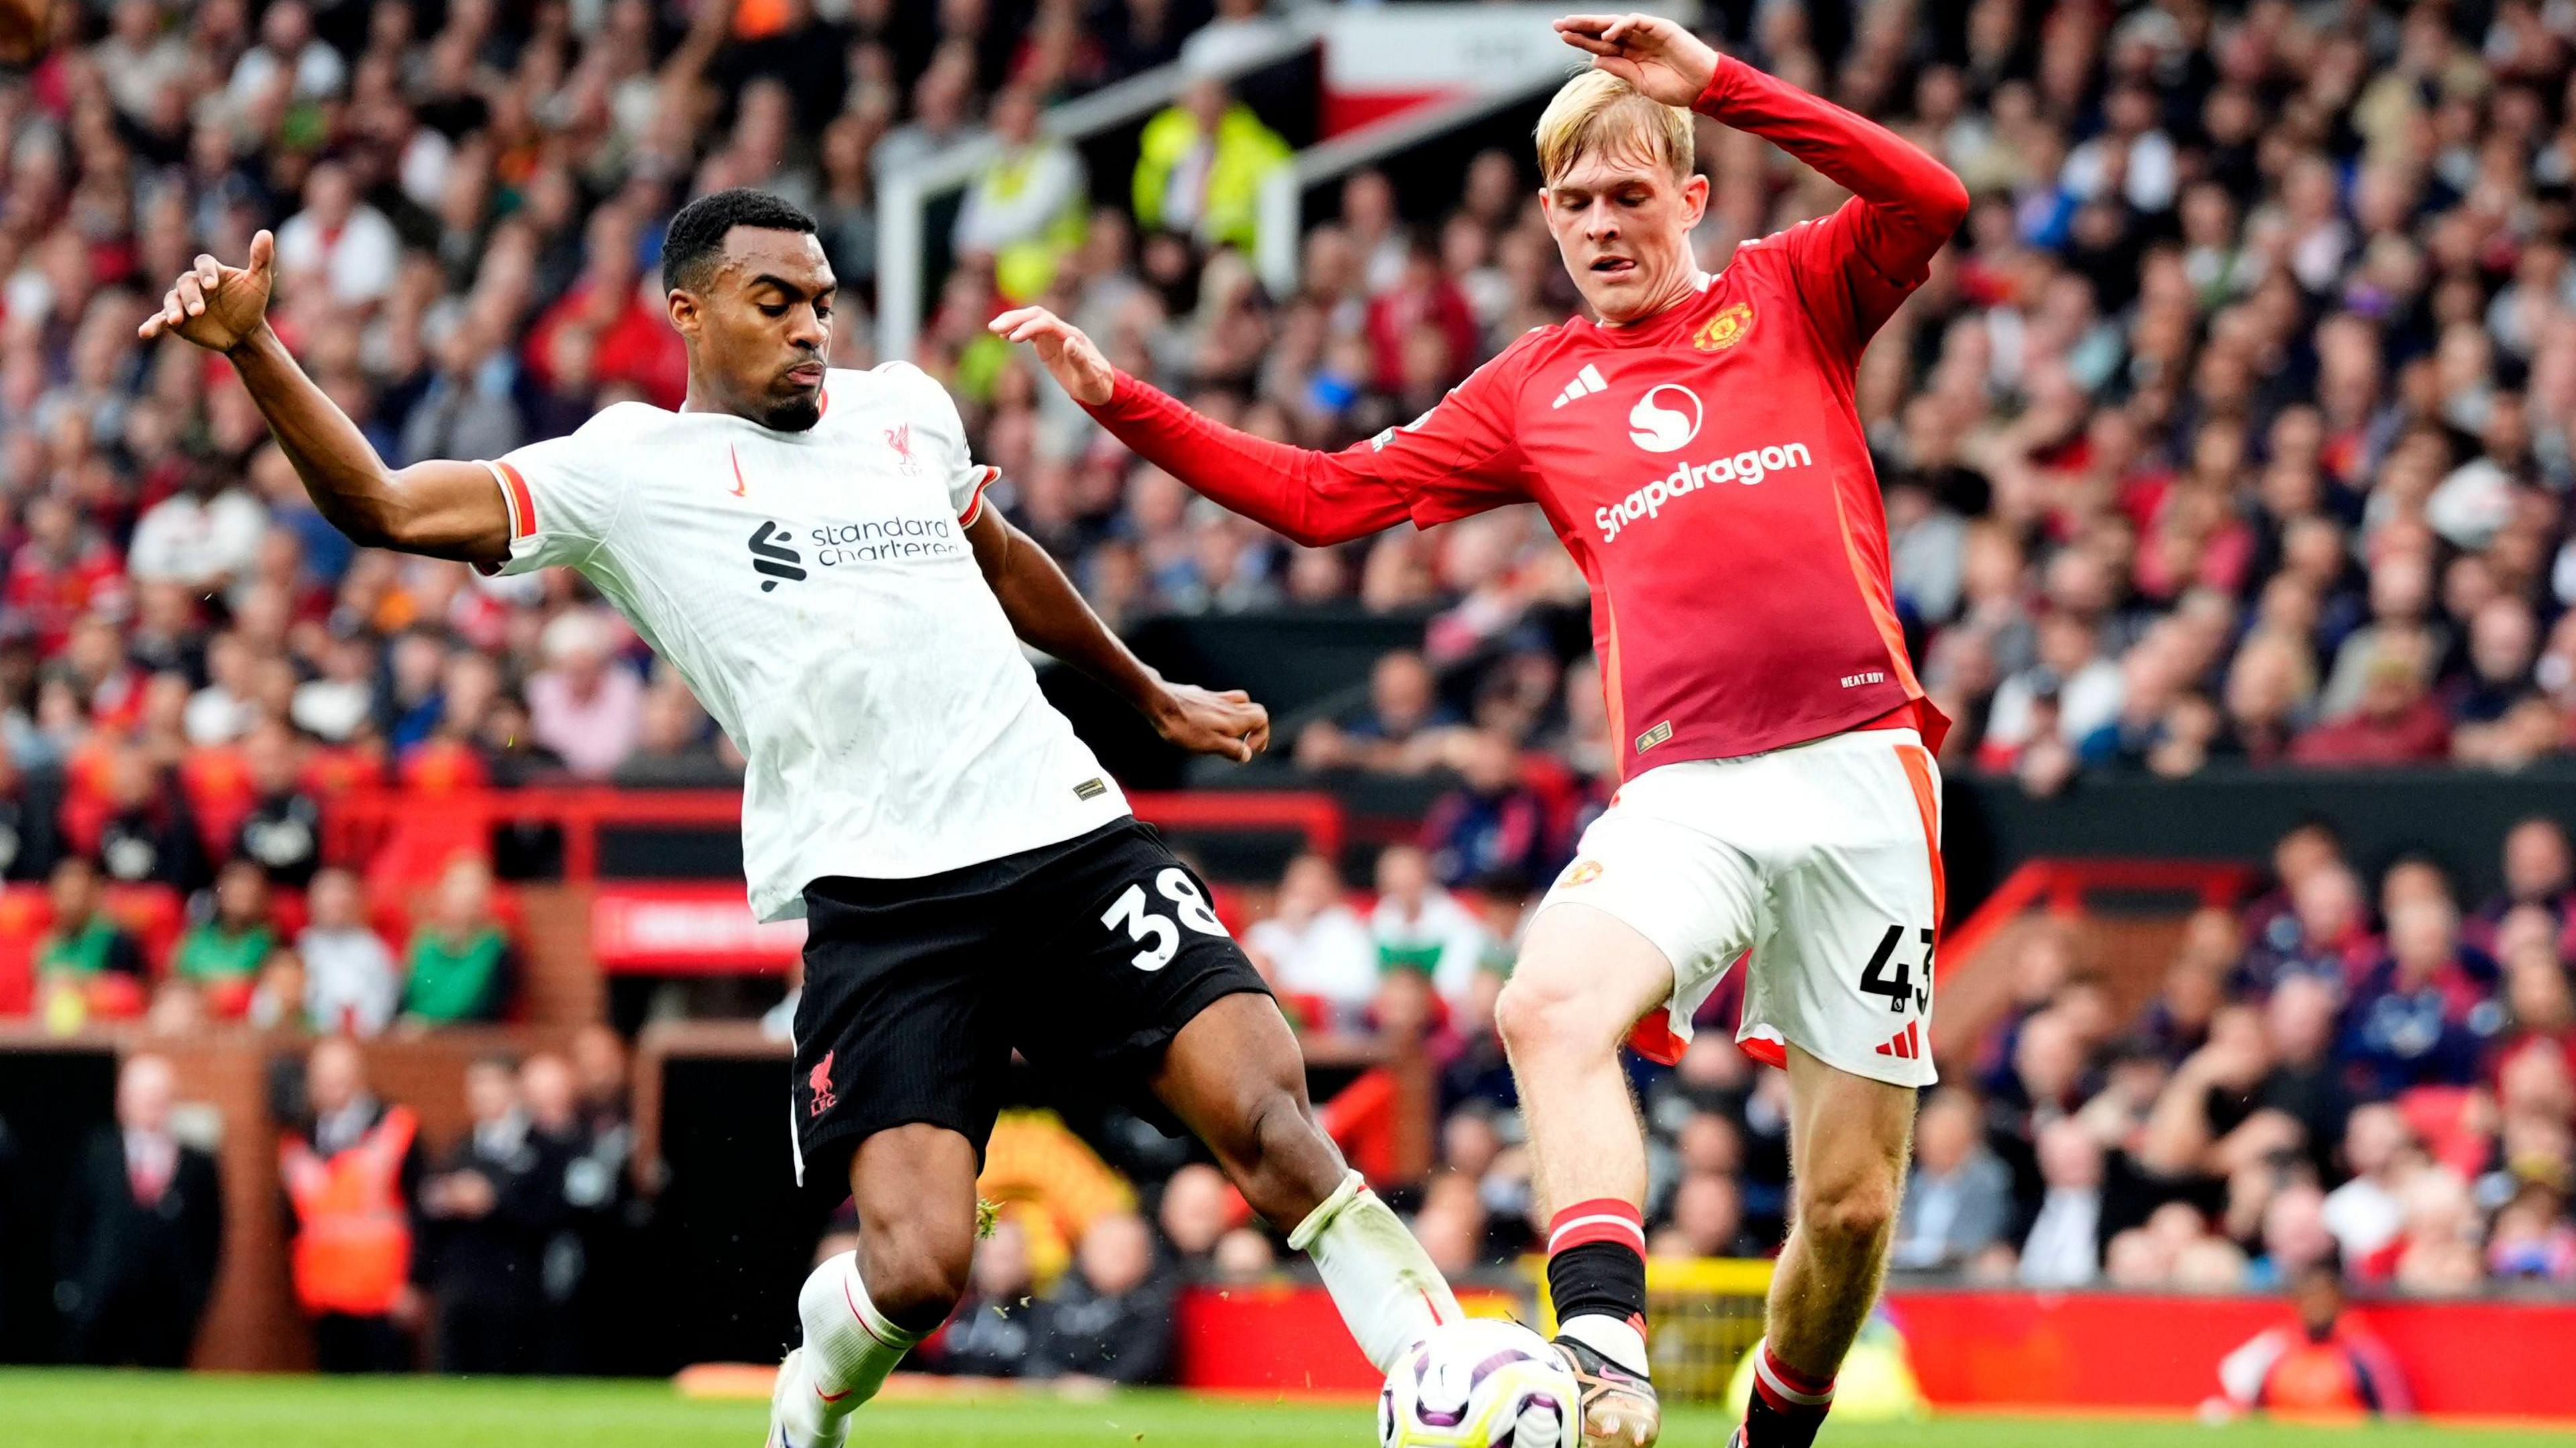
[814,1386,851,1404]
[729,445,749,497]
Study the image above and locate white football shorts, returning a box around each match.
[1534,725,1944,1088]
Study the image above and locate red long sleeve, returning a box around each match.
[1697,54,1970,347]
[1083,357,1533,546]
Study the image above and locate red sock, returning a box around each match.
[1746,1345,1835,1446]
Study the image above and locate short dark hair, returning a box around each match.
[660,188,820,293]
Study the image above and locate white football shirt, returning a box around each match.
[486,364,1130,922]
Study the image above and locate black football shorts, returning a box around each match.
[788,817,1271,1196]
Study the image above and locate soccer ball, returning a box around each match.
[1377,1319,1581,1448]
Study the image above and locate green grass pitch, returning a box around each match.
[3,1370,2570,1447]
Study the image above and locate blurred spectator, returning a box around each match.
[400,856,516,1025]
[275,160,399,307]
[1891,1091,2014,1271]
[1131,75,1288,255]
[1419,730,1552,891]
[2016,1117,2106,1288]
[2251,1182,2339,1290]
[2482,817,2576,939]
[2488,1183,2576,1282]
[233,721,324,887]
[2290,647,2452,767]
[125,469,267,593]
[561,1027,647,1374]
[1155,1162,1233,1271]
[955,84,1087,302]
[1245,852,1377,1021]
[2320,1105,2419,1272]
[1293,651,1460,774]
[169,858,278,1018]
[2340,897,2499,1096]
[1035,1210,1177,1384]
[0,736,55,881]
[519,1052,616,1374]
[297,867,400,1038]
[526,610,643,781]
[2256,976,2350,1180]
[56,1054,223,1367]
[87,746,205,890]
[1368,842,1499,1006]
[932,1217,1042,1378]
[1651,1172,1756,1260]
[281,1038,425,1373]
[2213,1264,2411,1418]
[33,856,148,1029]
[2239,863,2372,999]
[421,1057,548,1374]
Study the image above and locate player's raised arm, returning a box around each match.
[137,231,511,567]
[1561,12,1969,339]
[991,306,1527,545]
[963,506,1271,763]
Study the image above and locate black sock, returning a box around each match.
[1744,1390,1831,1448]
[1546,1241,1648,1335]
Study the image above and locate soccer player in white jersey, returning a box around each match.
[140,189,1458,1443]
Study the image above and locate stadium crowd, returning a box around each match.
[0,0,2573,1371]
[1266,814,2576,1302]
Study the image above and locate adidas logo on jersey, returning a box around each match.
[1875,1021,1924,1060]
[1552,364,1607,408]
[748,521,806,592]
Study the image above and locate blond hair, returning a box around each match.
[1534,69,1693,184]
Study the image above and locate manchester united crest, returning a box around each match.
[1694,302,1755,352]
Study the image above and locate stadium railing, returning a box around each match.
[1929,856,2261,1061]
[321,785,1346,887]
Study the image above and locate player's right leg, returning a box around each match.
[1497,772,1772,1448]
[771,1125,981,1448]
[1495,903,1681,1448]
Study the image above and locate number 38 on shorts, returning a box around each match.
[1100,867,1229,971]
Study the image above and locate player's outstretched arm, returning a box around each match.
[989,307,1415,548]
[964,508,1271,763]
[138,231,510,567]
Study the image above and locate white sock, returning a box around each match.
[796,1251,921,1426]
[1288,1170,1463,1370]
[1558,1313,1651,1378]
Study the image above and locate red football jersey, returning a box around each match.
[1087,56,1967,779]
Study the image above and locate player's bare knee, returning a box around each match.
[1228,1087,1340,1226]
[1494,968,1619,1066]
[856,1218,973,1333]
[1796,1172,1900,1259]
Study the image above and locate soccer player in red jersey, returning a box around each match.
[998,15,1967,1448]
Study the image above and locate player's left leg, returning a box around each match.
[1733,1048,1915,1448]
[772,1125,982,1448]
[1150,991,1462,1369]
[1729,732,1942,1448]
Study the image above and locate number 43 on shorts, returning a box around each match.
[1860,924,1934,1014]
[1101,868,1228,971]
